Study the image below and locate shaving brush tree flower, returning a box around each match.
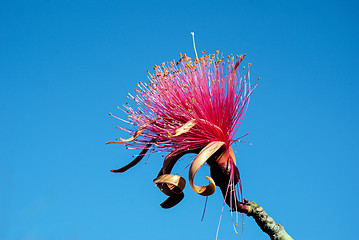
[107,51,293,240]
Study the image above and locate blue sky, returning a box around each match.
[1,0,358,239]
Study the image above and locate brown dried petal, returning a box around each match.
[166,119,197,137]
[188,141,226,196]
[106,119,156,144]
[110,141,153,173]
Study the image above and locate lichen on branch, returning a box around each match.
[237,200,294,240]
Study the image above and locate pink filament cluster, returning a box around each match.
[119,51,255,153]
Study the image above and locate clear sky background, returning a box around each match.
[1,0,358,239]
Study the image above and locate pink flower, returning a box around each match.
[107,51,256,212]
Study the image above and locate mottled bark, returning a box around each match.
[240,200,293,240]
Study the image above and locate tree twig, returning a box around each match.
[236,200,293,240]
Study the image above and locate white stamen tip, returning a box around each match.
[191,32,199,60]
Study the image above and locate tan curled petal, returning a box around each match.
[106,119,156,144]
[167,119,197,137]
[153,174,186,195]
[216,145,236,165]
[229,146,236,164]
[162,147,200,174]
[110,140,154,173]
[189,141,226,196]
[160,193,184,209]
[153,174,186,209]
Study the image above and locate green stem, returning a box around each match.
[240,200,293,240]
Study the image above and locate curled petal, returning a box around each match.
[153,172,186,209]
[153,148,201,209]
[163,147,201,174]
[189,141,226,196]
[110,141,153,173]
[167,119,197,137]
[216,146,236,165]
[153,174,186,195]
[229,146,236,164]
[106,119,156,144]
[160,193,184,209]
[155,169,174,196]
